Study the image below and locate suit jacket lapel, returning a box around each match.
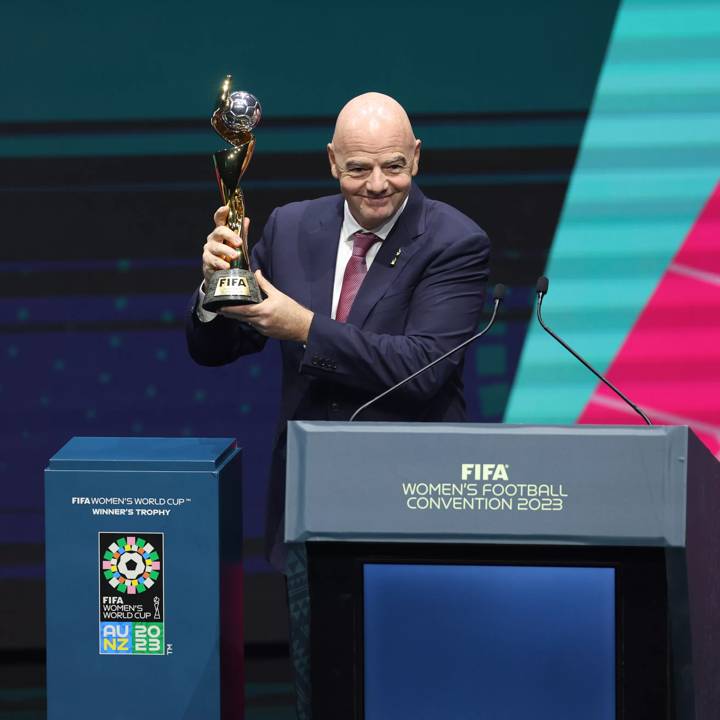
[347,185,427,327]
[301,196,344,317]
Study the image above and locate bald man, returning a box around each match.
[187,93,490,564]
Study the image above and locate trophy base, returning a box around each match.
[203,268,262,311]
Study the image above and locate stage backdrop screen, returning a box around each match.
[364,563,616,720]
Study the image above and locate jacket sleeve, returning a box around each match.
[298,228,490,399]
[185,209,277,367]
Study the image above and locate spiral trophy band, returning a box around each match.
[203,75,263,311]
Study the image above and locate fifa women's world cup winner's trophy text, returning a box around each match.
[202,75,263,310]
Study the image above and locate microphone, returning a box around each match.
[349,284,506,422]
[535,276,651,425]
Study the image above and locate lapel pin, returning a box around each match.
[390,248,403,267]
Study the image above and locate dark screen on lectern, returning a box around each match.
[363,563,616,719]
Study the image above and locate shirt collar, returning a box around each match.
[342,194,409,242]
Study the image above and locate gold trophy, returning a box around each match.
[203,75,263,310]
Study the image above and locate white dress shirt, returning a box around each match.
[196,195,408,323]
[330,196,408,318]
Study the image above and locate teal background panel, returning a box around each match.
[505,0,720,423]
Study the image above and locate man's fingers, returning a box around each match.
[208,226,241,248]
[255,269,276,295]
[203,207,241,282]
[213,205,230,226]
[219,304,264,323]
[242,216,251,241]
[220,306,247,318]
[206,238,239,260]
[202,250,231,273]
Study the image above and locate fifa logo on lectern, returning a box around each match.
[98,533,165,655]
[461,463,509,482]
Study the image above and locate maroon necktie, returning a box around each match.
[335,231,379,323]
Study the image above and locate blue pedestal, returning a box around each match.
[45,437,243,720]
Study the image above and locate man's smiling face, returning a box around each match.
[328,94,421,230]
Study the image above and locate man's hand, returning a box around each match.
[202,206,249,287]
[221,270,314,343]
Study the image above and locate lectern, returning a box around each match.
[45,437,243,720]
[284,422,720,720]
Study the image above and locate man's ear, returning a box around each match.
[411,139,422,176]
[327,144,339,179]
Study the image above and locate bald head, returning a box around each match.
[332,93,416,150]
[328,93,421,230]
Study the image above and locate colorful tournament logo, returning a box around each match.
[98,532,165,655]
[102,535,160,593]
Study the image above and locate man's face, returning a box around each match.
[328,126,420,230]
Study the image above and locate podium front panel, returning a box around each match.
[286,422,688,547]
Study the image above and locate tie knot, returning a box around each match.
[352,231,379,257]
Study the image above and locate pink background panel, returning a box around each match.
[580,183,720,458]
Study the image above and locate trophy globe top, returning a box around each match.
[211,76,262,147]
[222,91,262,133]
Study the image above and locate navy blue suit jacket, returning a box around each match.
[187,184,490,560]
